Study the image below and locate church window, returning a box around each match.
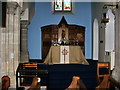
[54,0,72,12]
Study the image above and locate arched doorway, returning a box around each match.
[93,18,99,60]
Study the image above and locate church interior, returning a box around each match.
[0,0,120,90]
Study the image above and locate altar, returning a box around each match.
[44,46,89,65]
[41,16,86,60]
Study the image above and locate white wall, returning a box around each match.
[93,18,99,60]
[105,9,115,52]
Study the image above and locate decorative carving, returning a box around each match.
[7,2,18,14]
[58,17,69,44]
[20,20,29,29]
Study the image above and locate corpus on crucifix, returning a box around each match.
[62,48,68,63]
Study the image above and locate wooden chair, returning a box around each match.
[96,74,110,90]
[28,77,41,90]
[66,76,87,90]
[97,62,110,84]
[2,76,10,90]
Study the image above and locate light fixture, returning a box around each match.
[101,13,109,24]
[101,4,118,24]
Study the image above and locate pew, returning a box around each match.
[16,63,48,89]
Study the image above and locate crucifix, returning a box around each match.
[62,48,68,63]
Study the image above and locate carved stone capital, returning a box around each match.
[7,2,18,14]
[20,20,29,29]
[14,5,21,15]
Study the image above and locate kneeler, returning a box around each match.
[66,76,87,90]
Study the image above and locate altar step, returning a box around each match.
[48,72,97,89]
[47,60,98,89]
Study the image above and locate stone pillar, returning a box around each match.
[99,23,106,62]
[8,2,23,88]
[7,2,18,75]
[20,20,29,63]
[0,27,1,90]
[13,5,20,74]
[0,2,19,88]
[0,28,6,76]
[4,4,9,76]
[0,28,6,90]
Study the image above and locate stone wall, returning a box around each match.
[112,2,120,84]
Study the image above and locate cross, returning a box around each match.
[62,48,68,63]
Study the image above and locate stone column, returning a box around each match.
[13,5,20,74]
[20,20,29,63]
[0,28,6,90]
[0,28,6,76]
[99,23,106,62]
[7,2,18,75]
[0,28,1,76]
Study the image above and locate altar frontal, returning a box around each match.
[44,46,89,65]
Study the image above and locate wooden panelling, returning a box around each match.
[41,17,85,60]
